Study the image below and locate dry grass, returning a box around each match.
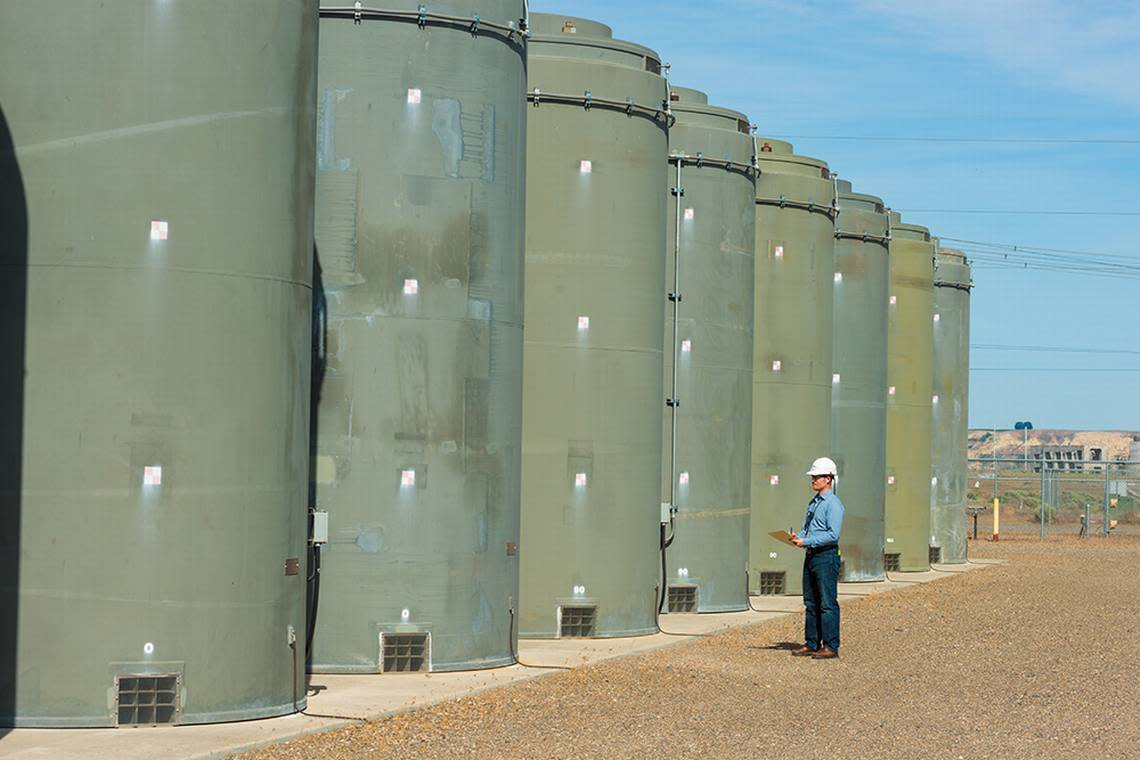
[241,534,1140,759]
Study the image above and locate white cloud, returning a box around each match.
[857,0,1140,109]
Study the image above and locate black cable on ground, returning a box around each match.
[301,709,368,721]
[884,572,924,584]
[743,570,803,613]
[509,607,572,671]
[927,564,973,574]
[652,582,711,638]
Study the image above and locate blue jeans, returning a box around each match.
[803,546,840,652]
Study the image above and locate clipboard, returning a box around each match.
[768,530,799,548]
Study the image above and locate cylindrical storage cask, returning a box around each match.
[885,214,935,572]
[661,86,755,613]
[931,248,971,564]
[310,1,528,672]
[749,139,835,596]
[520,15,669,637]
[831,181,889,581]
[0,1,317,725]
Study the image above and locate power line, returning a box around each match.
[972,344,1140,356]
[766,135,1140,145]
[948,236,1140,279]
[971,367,1140,372]
[942,237,1138,262]
[899,209,1140,217]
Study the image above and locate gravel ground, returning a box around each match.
[242,535,1140,759]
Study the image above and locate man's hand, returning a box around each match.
[791,534,805,548]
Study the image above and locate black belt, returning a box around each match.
[806,544,838,556]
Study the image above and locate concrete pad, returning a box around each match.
[0,561,997,760]
[307,668,541,721]
[0,713,345,760]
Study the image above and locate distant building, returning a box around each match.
[1033,445,1107,472]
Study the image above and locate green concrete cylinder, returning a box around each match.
[661,87,755,613]
[831,181,889,581]
[885,214,935,572]
[931,248,972,564]
[0,1,317,726]
[520,15,669,637]
[310,1,527,672]
[749,139,836,595]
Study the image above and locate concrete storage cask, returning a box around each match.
[660,86,756,614]
[0,1,317,726]
[830,181,890,581]
[931,248,972,564]
[884,214,935,572]
[749,139,836,596]
[310,1,527,672]
[520,14,669,638]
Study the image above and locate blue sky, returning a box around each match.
[532,0,1140,430]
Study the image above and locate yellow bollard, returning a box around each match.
[992,497,1000,541]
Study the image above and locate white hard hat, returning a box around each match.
[806,457,838,477]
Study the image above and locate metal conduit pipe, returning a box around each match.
[755,196,839,217]
[671,154,758,176]
[527,90,674,125]
[321,4,528,38]
[660,156,684,615]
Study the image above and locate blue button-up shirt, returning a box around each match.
[797,489,845,548]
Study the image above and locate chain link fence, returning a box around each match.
[966,458,1140,539]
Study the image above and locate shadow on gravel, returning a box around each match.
[748,642,803,651]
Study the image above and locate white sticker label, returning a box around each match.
[684,208,695,221]
[407,88,422,104]
[771,360,782,371]
[889,295,897,305]
[579,160,592,173]
[832,373,841,384]
[680,339,692,353]
[834,272,843,283]
[143,466,162,486]
[403,278,419,295]
[770,474,779,486]
[886,537,895,543]
[678,472,689,485]
[769,552,778,559]
[400,469,416,487]
[774,245,784,258]
[577,315,590,330]
[150,220,168,242]
[574,472,587,487]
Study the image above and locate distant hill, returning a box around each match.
[968,429,1140,462]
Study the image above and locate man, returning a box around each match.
[791,457,844,659]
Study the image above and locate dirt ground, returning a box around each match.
[241,535,1140,759]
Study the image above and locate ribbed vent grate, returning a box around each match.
[884,553,901,572]
[667,585,698,613]
[758,571,785,595]
[116,675,179,726]
[560,605,597,638]
[381,632,429,673]
[929,546,942,565]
